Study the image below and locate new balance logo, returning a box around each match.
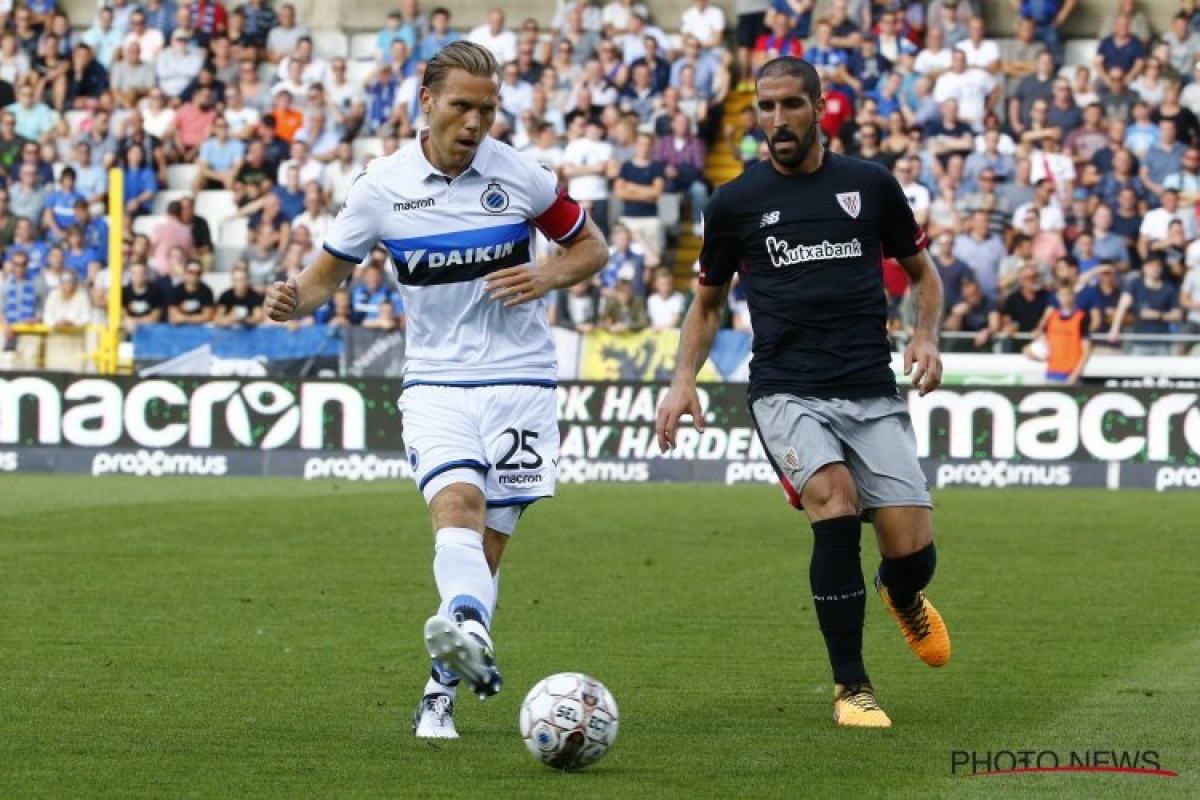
[765,237,863,268]
[761,210,780,227]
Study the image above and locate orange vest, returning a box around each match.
[274,108,304,143]
[1045,308,1086,375]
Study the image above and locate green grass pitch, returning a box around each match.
[1,476,1197,798]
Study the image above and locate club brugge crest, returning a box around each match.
[481,181,510,213]
[408,447,419,470]
[836,191,861,219]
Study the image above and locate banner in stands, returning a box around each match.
[133,325,341,377]
[342,327,406,377]
[0,376,1195,489]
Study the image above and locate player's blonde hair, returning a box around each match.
[422,41,500,93]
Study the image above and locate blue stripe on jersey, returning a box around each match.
[382,221,533,286]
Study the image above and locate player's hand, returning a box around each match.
[656,381,704,453]
[486,265,554,307]
[265,279,299,322]
[904,335,943,396]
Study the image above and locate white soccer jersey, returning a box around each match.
[323,133,586,387]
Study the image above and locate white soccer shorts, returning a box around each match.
[399,384,559,533]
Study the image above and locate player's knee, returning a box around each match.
[430,484,487,531]
[802,464,860,519]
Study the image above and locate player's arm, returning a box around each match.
[881,165,943,395]
[657,190,737,452]
[266,248,356,321]
[656,281,727,453]
[268,166,378,321]
[487,166,608,306]
[896,248,945,396]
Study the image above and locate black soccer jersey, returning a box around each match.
[699,152,928,400]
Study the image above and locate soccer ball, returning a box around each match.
[519,672,619,771]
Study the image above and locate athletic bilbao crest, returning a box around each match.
[836,191,861,219]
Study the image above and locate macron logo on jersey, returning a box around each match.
[765,237,863,268]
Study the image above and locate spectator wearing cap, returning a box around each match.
[156,27,204,96]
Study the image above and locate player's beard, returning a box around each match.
[768,121,819,170]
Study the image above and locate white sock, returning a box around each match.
[433,527,496,649]
[424,675,457,699]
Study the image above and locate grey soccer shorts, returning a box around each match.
[750,393,932,513]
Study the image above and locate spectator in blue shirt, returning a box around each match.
[7,217,49,277]
[1,251,40,346]
[72,199,109,257]
[1096,14,1147,84]
[62,225,100,281]
[195,117,246,191]
[351,262,400,322]
[41,167,85,241]
[377,10,416,55]
[123,145,159,217]
[417,7,461,62]
[770,0,813,39]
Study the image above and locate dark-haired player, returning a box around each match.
[657,56,950,728]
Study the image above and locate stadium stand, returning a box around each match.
[0,0,1198,373]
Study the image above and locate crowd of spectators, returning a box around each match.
[0,0,1198,372]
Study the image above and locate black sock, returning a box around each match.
[878,542,937,610]
[810,515,868,687]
